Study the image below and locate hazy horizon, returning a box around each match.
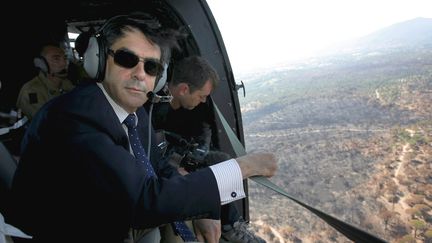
[206,0,432,75]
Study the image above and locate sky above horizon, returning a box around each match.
[206,0,432,74]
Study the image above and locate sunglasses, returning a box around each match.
[107,49,163,77]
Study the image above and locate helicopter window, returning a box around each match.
[208,0,432,242]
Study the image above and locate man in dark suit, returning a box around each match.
[8,13,277,243]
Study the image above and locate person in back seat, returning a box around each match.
[16,44,75,120]
[148,56,266,243]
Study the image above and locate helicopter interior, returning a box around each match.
[0,0,248,227]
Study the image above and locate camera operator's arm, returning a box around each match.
[197,122,211,145]
[188,102,213,151]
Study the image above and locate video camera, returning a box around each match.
[163,131,209,172]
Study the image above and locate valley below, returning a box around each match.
[238,45,432,242]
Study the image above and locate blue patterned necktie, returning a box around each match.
[123,114,197,242]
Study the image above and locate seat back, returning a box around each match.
[0,141,17,212]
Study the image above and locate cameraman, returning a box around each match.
[146,56,266,243]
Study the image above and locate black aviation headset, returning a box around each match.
[83,13,175,157]
[83,14,168,93]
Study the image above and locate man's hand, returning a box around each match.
[193,219,221,243]
[177,167,188,176]
[236,152,277,179]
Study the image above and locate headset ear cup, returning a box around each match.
[34,56,49,73]
[83,36,100,79]
[97,36,106,81]
[153,63,168,93]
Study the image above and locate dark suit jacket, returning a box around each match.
[8,82,221,243]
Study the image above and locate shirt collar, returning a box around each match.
[96,82,136,126]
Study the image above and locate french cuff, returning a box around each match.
[209,158,246,205]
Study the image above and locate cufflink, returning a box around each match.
[231,192,237,198]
